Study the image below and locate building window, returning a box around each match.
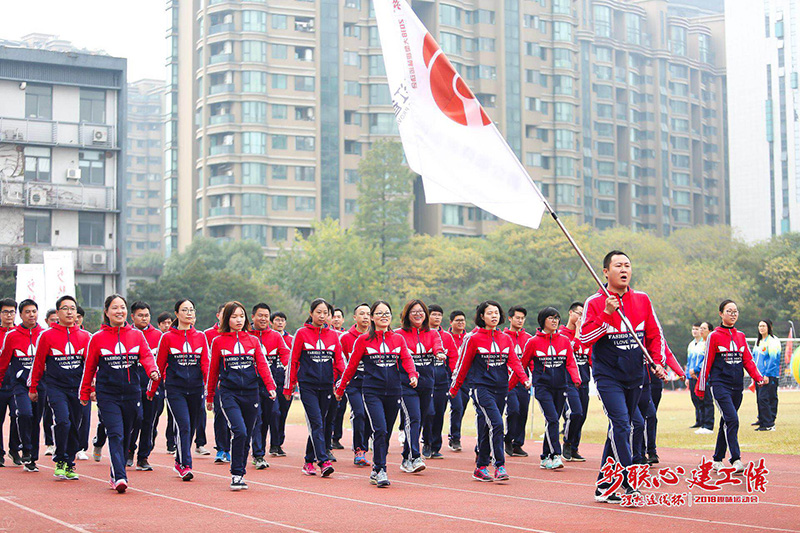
[626,13,641,45]
[78,283,104,309]
[242,163,267,185]
[23,211,51,245]
[243,10,267,32]
[343,51,361,67]
[271,195,288,211]
[344,169,359,184]
[440,4,462,27]
[243,41,267,62]
[80,89,106,123]
[344,140,361,155]
[593,5,611,38]
[272,74,287,90]
[242,193,267,216]
[442,205,464,226]
[25,84,52,119]
[295,136,315,151]
[272,165,287,180]
[344,81,361,96]
[344,199,358,214]
[295,196,316,212]
[242,132,267,154]
[555,157,574,177]
[79,150,105,185]
[79,212,105,246]
[271,135,287,149]
[24,147,51,182]
[241,225,267,246]
[554,129,574,150]
[295,166,315,181]
[243,71,267,93]
[272,104,287,119]
[368,55,386,76]
[242,101,267,123]
[669,25,687,56]
[272,226,288,242]
[271,44,288,59]
[556,184,576,205]
[272,14,287,29]
[294,76,315,92]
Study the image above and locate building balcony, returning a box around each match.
[209,83,235,95]
[209,114,234,125]
[209,144,234,156]
[0,245,117,274]
[208,174,236,186]
[0,180,117,211]
[210,53,234,64]
[0,117,117,149]
[209,23,235,35]
[208,206,235,217]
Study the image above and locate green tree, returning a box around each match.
[354,139,414,268]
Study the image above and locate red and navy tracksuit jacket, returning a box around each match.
[148,326,210,396]
[340,326,367,387]
[0,326,13,392]
[335,330,418,397]
[252,327,289,392]
[28,324,91,392]
[695,326,762,399]
[433,328,456,390]
[558,325,592,387]
[204,324,220,347]
[206,331,276,402]
[135,325,162,390]
[449,328,528,396]
[80,324,158,402]
[579,288,666,385]
[504,328,533,386]
[284,325,344,394]
[0,324,45,391]
[395,327,443,391]
[512,331,581,389]
[663,344,686,380]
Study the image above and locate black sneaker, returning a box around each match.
[422,444,432,459]
[20,453,31,465]
[620,487,642,507]
[448,439,461,452]
[230,475,248,491]
[690,423,701,428]
[512,445,528,458]
[10,451,22,466]
[751,420,761,426]
[23,461,38,473]
[594,487,622,504]
[504,442,514,456]
[571,450,586,462]
[275,446,287,457]
[430,451,444,459]
[126,451,134,468]
[136,458,153,471]
[268,445,280,457]
[331,439,344,450]
[563,443,573,461]
[0,455,4,467]
[647,453,659,465]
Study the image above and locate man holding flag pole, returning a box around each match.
[372,0,666,501]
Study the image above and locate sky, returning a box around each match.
[1,0,166,82]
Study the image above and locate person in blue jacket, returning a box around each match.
[753,319,781,431]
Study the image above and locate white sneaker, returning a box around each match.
[76,450,89,461]
[695,428,713,435]
[398,432,406,446]
[540,457,552,469]
[549,455,564,469]
[732,459,745,476]
[711,461,724,472]
[195,446,211,456]
[399,459,414,473]
[44,445,55,456]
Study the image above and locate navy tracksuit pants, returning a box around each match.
[188,404,201,448]
[165,388,203,468]
[647,379,662,455]
[363,392,400,472]
[400,386,432,461]
[756,380,778,428]
[213,393,231,453]
[130,387,165,460]
[218,388,259,477]
[710,384,743,463]
[324,392,338,452]
[12,384,38,460]
[332,394,347,443]
[97,394,142,483]
[423,387,448,453]
[689,377,703,426]
[299,385,332,464]
[535,386,566,458]
[78,402,91,451]
[42,387,54,447]
[472,387,506,468]
[595,378,642,483]
[346,383,370,451]
[564,386,589,451]
[632,381,656,463]
[251,386,276,458]
[505,383,531,447]
[47,386,83,467]
[448,389,469,443]
[0,388,20,457]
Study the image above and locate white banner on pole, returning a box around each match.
[43,250,76,308]
[15,264,46,325]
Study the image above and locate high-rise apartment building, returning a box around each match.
[167,0,727,255]
[726,0,799,242]
[0,43,126,307]
[126,79,164,275]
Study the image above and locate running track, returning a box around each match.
[0,422,798,532]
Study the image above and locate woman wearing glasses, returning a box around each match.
[335,301,418,487]
[696,300,767,475]
[147,299,209,481]
[395,299,444,474]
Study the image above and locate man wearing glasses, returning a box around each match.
[0,298,20,467]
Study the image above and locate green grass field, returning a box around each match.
[285,388,800,456]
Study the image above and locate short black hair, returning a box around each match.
[77,306,85,317]
[157,312,173,324]
[252,303,271,315]
[271,311,287,321]
[428,304,444,314]
[693,321,702,328]
[474,300,505,328]
[508,305,527,318]
[0,298,17,310]
[719,299,736,313]
[353,302,370,314]
[333,308,344,317]
[174,298,195,314]
[19,299,38,312]
[569,301,583,312]
[45,308,57,319]
[130,301,151,313]
[603,250,629,270]
[537,306,561,330]
[217,304,225,313]
[449,310,465,321]
[56,295,77,310]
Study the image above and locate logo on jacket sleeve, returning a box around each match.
[51,343,85,370]
[100,343,140,370]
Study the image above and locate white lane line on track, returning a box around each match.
[149,463,553,533]
[35,465,319,533]
[0,496,93,532]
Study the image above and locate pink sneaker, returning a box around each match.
[174,462,193,481]
[302,462,316,476]
[320,461,335,477]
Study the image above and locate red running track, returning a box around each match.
[0,422,798,532]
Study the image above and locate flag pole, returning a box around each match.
[494,127,658,369]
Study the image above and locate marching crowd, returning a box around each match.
[0,250,782,504]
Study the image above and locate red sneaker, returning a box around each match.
[320,461,335,477]
[302,462,316,476]
[173,462,193,481]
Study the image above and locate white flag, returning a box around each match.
[43,251,76,308]
[15,264,46,326]
[374,0,546,229]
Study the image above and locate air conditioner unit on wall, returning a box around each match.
[66,168,81,180]
[91,252,106,265]
[93,129,108,143]
[28,187,48,206]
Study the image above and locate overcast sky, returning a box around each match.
[1,0,166,82]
